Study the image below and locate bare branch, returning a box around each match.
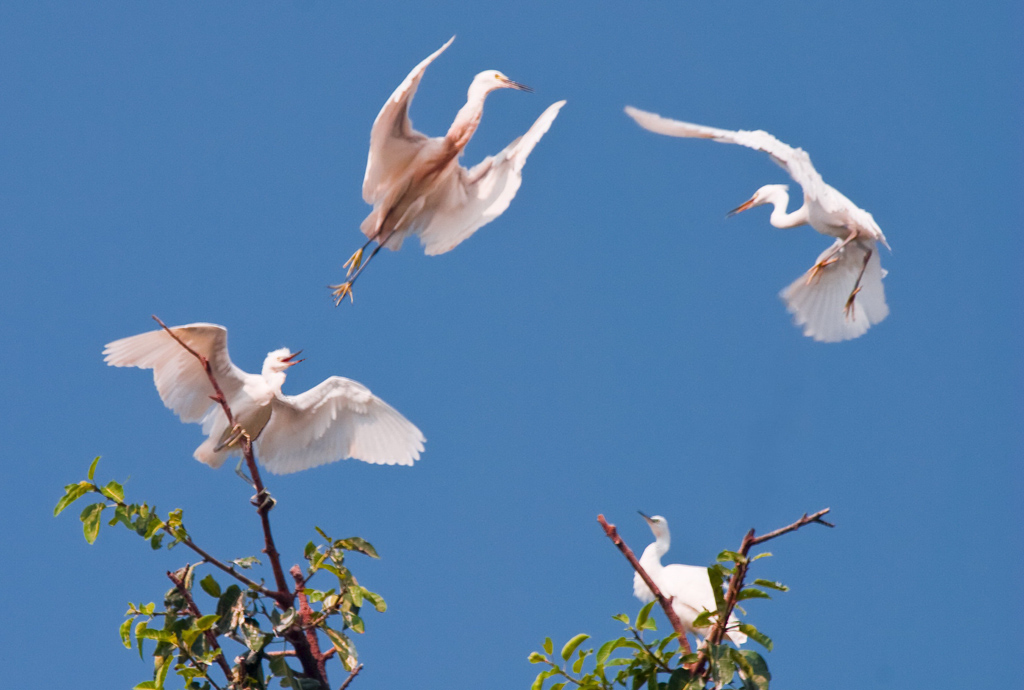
[180,537,276,597]
[597,514,693,656]
[338,664,364,690]
[291,565,329,683]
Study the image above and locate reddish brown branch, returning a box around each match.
[597,514,693,656]
[179,536,276,598]
[693,508,833,677]
[291,565,329,683]
[338,664,364,690]
[167,569,236,684]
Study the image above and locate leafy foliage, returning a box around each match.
[56,458,382,690]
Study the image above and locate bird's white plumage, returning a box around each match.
[103,324,424,474]
[360,37,563,255]
[634,514,747,645]
[624,106,890,342]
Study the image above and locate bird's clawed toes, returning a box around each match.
[344,248,364,277]
[329,281,354,306]
[250,489,276,512]
[843,286,862,319]
[805,255,839,285]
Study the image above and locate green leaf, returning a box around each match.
[572,654,586,674]
[692,610,715,628]
[717,550,746,564]
[666,668,693,690]
[710,643,736,686]
[100,480,124,504]
[611,613,630,625]
[737,588,771,601]
[528,652,546,664]
[363,590,387,613]
[88,456,101,480]
[550,683,567,690]
[323,627,352,662]
[707,566,726,612]
[195,614,220,632]
[134,682,159,689]
[532,668,557,690]
[304,541,317,558]
[80,503,105,543]
[735,649,771,690]
[641,617,657,631]
[199,575,221,599]
[119,618,133,648]
[232,556,260,569]
[752,579,788,592]
[595,637,626,666]
[737,623,773,652]
[635,600,657,629]
[55,481,93,516]
[155,654,171,688]
[348,613,365,634]
[751,552,772,561]
[335,537,380,558]
[543,637,553,655]
[561,633,591,661]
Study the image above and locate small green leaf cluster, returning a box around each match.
[299,527,389,672]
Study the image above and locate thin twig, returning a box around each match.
[693,508,833,677]
[597,514,693,657]
[181,537,276,597]
[167,569,236,684]
[338,664,364,690]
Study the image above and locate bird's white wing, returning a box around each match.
[103,323,251,423]
[624,106,850,214]
[362,37,455,204]
[256,377,425,475]
[660,564,718,618]
[415,100,565,255]
[781,239,889,342]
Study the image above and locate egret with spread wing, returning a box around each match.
[103,323,424,474]
[634,513,747,646]
[625,106,890,342]
[331,37,566,304]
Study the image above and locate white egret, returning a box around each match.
[625,106,890,342]
[331,37,566,304]
[633,512,747,645]
[103,323,424,474]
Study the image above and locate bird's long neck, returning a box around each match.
[640,535,670,575]
[260,370,286,395]
[768,191,809,229]
[445,89,489,152]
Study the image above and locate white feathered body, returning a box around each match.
[103,324,425,475]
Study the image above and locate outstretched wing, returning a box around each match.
[415,100,565,255]
[780,239,889,342]
[362,37,455,204]
[624,106,848,214]
[256,377,425,475]
[103,323,251,423]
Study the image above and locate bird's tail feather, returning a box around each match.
[780,239,888,342]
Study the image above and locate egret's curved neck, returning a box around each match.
[445,88,490,151]
[261,370,287,394]
[767,191,809,229]
[640,534,670,574]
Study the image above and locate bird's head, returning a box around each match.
[639,511,671,541]
[470,70,533,98]
[727,184,790,217]
[262,348,304,376]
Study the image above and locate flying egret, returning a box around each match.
[633,512,747,645]
[103,323,424,474]
[331,37,566,304]
[625,106,890,342]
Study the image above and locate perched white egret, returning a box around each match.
[633,512,747,645]
[103,323,424,474]
[625,106,890,342]
[331,37,566,303]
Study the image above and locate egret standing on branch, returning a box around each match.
[103,323,425,474]
[625,106,890,342]
[331,37,566,304]
[633,513,747,646]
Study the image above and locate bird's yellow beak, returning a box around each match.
[500,76,533,93]
[282,350,305,367]
[726,197,757,218]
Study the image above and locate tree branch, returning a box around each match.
[694,508,833,677]
[180,536,276,598]
[291,565,329,683]
[338,664,363,690]
[167,569,235,684]
[597,514,693,656]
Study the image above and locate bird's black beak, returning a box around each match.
[726,197,757,218]
[501,77,533,93]
[282,350,305,367]
[638,510,653,524]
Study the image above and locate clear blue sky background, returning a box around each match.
[1,2,1020,688]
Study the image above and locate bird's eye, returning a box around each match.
[494,72,501,79]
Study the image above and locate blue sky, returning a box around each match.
[1,2,1020,688]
